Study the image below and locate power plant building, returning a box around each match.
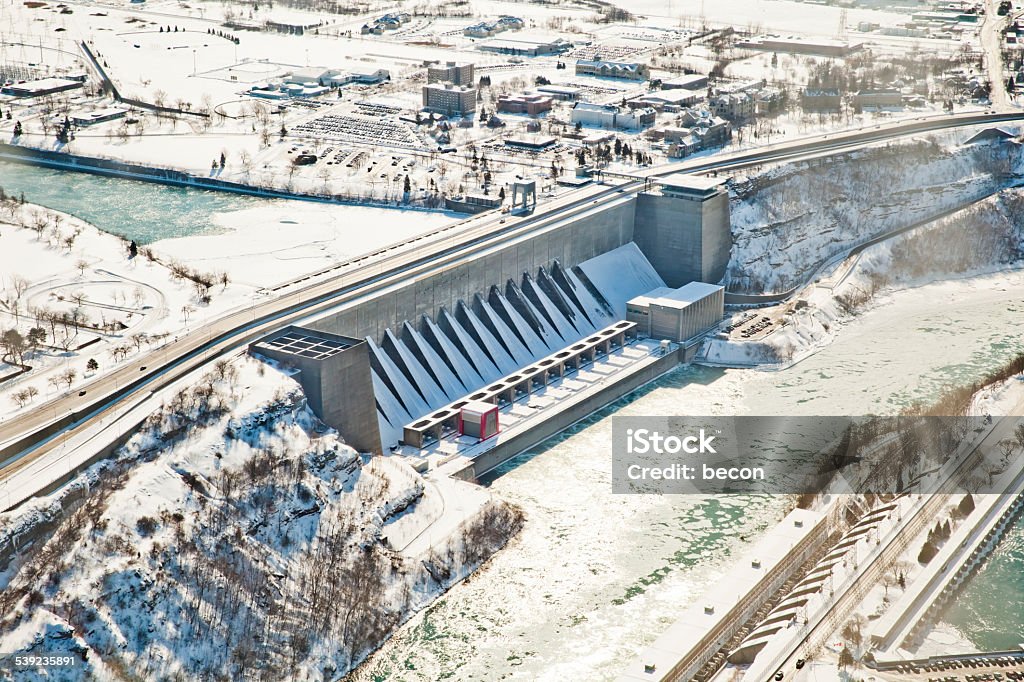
[626,283,724,342]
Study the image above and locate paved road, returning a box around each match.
[765,403,1024,681]
[3,110,1024,510]
[982,0,1012,110]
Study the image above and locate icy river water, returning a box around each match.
[5,161,1022,678]
[349,273,1024,681]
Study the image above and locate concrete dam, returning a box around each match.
[251,174,731,455]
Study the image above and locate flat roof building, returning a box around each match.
[70,107,128,126]
[575,58,650,81]
[427,61,475,86]
[661,73,709,90]
[626,282,724,343]
[250,326,381,454]
[422,82,477,115]
[1,77,83,98]
[496,92,553,115]
[536,84,581,101]
[477,35,571,56]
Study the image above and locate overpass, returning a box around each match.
[2,109,1024,509]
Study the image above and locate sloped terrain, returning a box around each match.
[0,358,522,680]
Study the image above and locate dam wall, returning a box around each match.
[256,175,733,453]
[305,195,639,341]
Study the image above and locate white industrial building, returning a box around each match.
[626,282,724,342]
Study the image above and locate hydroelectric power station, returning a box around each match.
[250,173,731,467]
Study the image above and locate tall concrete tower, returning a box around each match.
[633,174,731,288]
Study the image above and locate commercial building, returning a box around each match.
[571,102,656,130]
[575,58,650,80]
[477,35,571,56]
[626,282,724,343]
[496,92,553,115]
[1,77,83,98]
[427,61,475,86]
[422,82,477,115]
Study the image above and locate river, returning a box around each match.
[939,512,1024,652]
[4,162,1022,679]
[352,269,1024,681]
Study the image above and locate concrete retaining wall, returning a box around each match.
[307,196,638,341]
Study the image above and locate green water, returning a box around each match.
[941,511,1024,650]
[0,159,267,244]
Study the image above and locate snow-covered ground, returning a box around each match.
[0,355,521,680]
[153,200,460,288]
[727,131,1024,294]
[706,183,1024,369]
[0,202,258,420]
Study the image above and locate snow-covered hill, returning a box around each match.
[0,357,522,680]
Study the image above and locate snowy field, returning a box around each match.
[153,200,460,288]
[0,195,460,420]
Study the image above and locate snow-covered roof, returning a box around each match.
[657,173,727,197]
[627,282,723,310]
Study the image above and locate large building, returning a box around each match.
[626,282,725,343]
[736,35,863,57]
[661,73,709,90]
[571,102,655,130]
[496,93,553,115]
[477,35,571,56]
[575,58,650,81]
[1,77,83,98]
[853,88,902,109]
[250,327,381,453]
[464,15,524,38]
[632,174,731,287]
[633,89,703,112]
[422,82,477,115]
[427,61,475,86]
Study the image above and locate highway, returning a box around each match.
[2,109,1024,510]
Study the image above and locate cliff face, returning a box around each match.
[726,133,1024,294]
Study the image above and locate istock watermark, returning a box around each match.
[612,415,1023,495]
